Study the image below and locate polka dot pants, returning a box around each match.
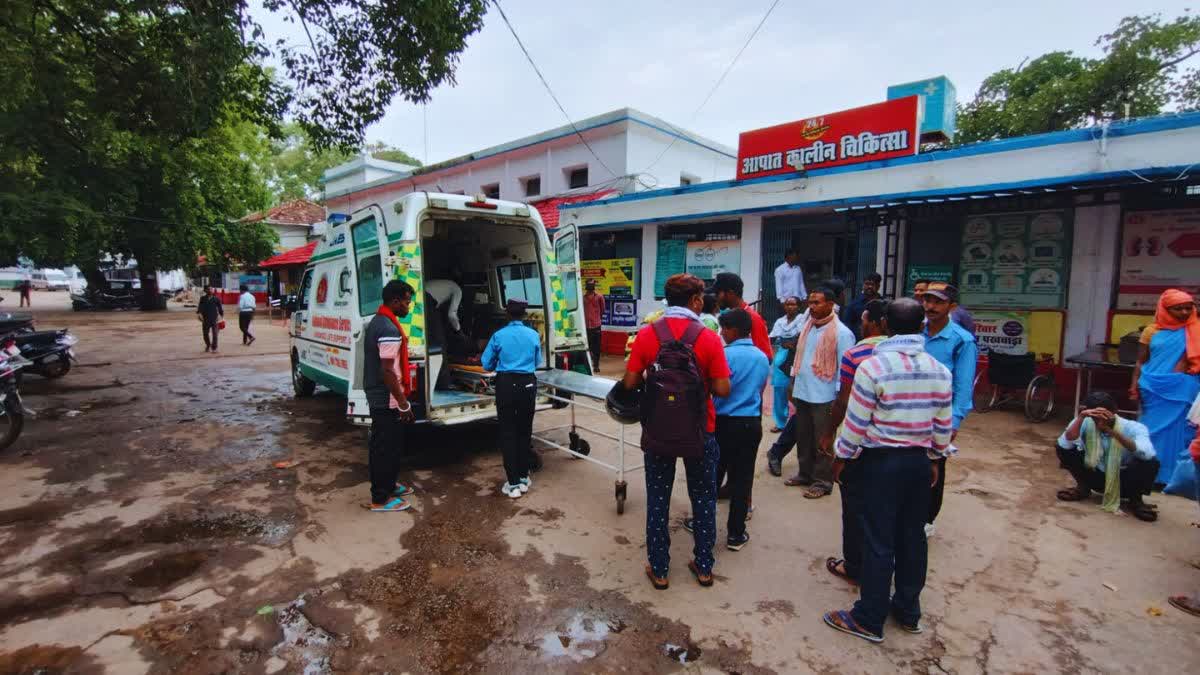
[644,433,719,578]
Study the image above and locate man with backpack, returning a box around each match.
[623,273,731,590]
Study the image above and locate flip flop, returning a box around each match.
[891,612,923,634]
[823,610,883,644]
[1122,502,1158,522]
[1056,486,1090,502]
[784,476,813,487]
[687,560,714,587]
[825,557,858,585]
[1168,595,1200,618]
[803,486,832,499]
[645,565,668,591]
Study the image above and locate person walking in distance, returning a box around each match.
[482,299,542,498]
[583,279,605,373]
[774,250,806,313]
[820,299,889,586]
[920,282,976,537]
[623,273,730,589]
[238,284,257,346]
[685,309,769,551]
[17,278,32,307]
[822,298,953,643]
[363,280,418,512]
[778,287,855,498]
[197,285,224,353]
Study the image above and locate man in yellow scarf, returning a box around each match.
[1056,392,1159,521]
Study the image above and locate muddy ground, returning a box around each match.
[0,292,1198,674]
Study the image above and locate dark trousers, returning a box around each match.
[839,459,864,579]
[928,457,947,524]
[716,416,761,539]
[793,399,834,489]
[368,407,406,504]
[644,433,719,578]
[587,327,602,372]
[239,311,254,343]
[202,320,219,350]
[495,372,536,485]
[767,412,797,459]
[1055,445,1159,501]
[851,448,932,636]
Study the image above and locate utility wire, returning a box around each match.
[491,0,618,180]
[641,0,783,177]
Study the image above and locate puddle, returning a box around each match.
[538,613,614,662]
[138,510,295,547]
[273,594,339,675]
[126,550,211,589]
[662,641,703,664]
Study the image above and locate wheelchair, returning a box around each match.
[974,351,1056,422]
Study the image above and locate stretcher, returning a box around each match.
[533,368,642,514]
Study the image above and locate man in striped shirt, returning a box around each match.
[823,298,953,644]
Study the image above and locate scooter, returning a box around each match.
[5,329,78,379]
[0,337,33,451]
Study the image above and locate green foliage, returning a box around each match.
[957,12,1200,143]
[266,125,422,201]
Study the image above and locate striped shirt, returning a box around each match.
[835,334,954,460]
[839,335,888,388]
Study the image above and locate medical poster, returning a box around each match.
[1117,209,1200,310]
[654,239,687,295]
[685,240,741,281]
[959,210,1070,309]
[581,258,637,297]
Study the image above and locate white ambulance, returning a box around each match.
[288,192,592,425]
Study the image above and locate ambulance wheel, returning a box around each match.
[615,481,627,515]
[292,353,315,398]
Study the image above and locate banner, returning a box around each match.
[1117,209,1200,310]
[654,240,686,296]
[736,97,921,180]
[973,311,1029,356]
[580,258,636,297]
[685,240,741,281]
[602,295,638,328]
[959,210,1071,309]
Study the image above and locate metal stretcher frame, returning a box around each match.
[532,369,642,514]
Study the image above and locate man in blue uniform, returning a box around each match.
[482,299,542,499]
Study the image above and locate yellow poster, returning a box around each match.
[581,258,637,296]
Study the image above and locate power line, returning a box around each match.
[641,0,783,177]
[490,0,618,179]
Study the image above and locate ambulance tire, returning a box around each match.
[292,352,316,398]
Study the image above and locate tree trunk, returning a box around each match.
[139,271,165,310]
[81,267,109,294]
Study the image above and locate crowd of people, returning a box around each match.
[353,262,1200,636]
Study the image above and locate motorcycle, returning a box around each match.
[0,311,35,335]
[5,329,78,379]
[0,337,33,451]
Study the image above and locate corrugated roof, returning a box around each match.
[258,240,317,268]
[533,190,618,229]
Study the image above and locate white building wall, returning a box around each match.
[623,124,735,189]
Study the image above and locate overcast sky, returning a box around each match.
[254,1,1194,171]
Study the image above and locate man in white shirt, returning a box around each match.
[426,278,464,333]
[237,284,256,346]
[774,250,806,310]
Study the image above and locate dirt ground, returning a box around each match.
[1,291,1198,674]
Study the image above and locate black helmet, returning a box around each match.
[605,380,641,425]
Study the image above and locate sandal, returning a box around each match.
[825,557,858,585]
[891,611,923,634]
[687,560,714,587]
[803,486,832,499]
[1168,595,1200,618]
[1122,501,1158,522]
[645,565,668,591]
[784,476,813,487]
[822,610,883,644]
[1056,486,1090,502]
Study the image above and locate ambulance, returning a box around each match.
[288,192,592,425]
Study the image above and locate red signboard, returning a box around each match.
[735,96,922,180]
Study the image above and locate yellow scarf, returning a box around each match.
[1082,417,1124,513]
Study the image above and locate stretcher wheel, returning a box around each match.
[569,431,590,456]
[615,481,627,514]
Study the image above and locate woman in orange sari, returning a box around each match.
[1129,289,1200,485]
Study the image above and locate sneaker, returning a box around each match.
[501,483,522,498]
[767,456,782,477]
[518,477,531,493]
[393,484,415,497]
[727,532,751,551]
[368,497,411,512]
[682,517,694,533]
[924,523,936,538]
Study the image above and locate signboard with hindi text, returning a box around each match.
[735,97,922,180]
[959,210,1071,309]
[1117,209,1200,310]
[973,311,1030,356]
[580,258,637,297]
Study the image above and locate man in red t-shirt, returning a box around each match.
[712,273,772,361]
[583,279,605,372]
[623,273,731,589]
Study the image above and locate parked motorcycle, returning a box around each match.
[0,337,32,451]
[0,311,35,335]
[5,329,78,379]
[71,288,140,311]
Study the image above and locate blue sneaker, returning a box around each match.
[726,532,751,551]
[393,484,415,497]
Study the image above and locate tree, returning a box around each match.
[265,125,422,201]
[957,12,1200,143]
[0,0,483,306]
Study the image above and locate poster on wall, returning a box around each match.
[654,239,687,296]
[685,240,741,281]
[580,258,637,297]
[958,210,1071,309]
[602,296,638,328]
[1117,208,1200,310]
[239,273,268,293]
[973,311,1030,356]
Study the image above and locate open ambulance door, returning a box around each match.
[549,223,591,374]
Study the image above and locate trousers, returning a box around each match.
[495,372,536,485]
[368,407,406,504]
[928,457,947,524]
[839,458,864,579]
[851,448,932,637]
[239,311,254,343]
[587,327,602,372]
[716,416,761,539]
[201,320,219,350]
[1055,444,1160,500]
[644,433,719,578]
[792,399,834,490]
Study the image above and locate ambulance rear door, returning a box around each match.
[548,223,588,365]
